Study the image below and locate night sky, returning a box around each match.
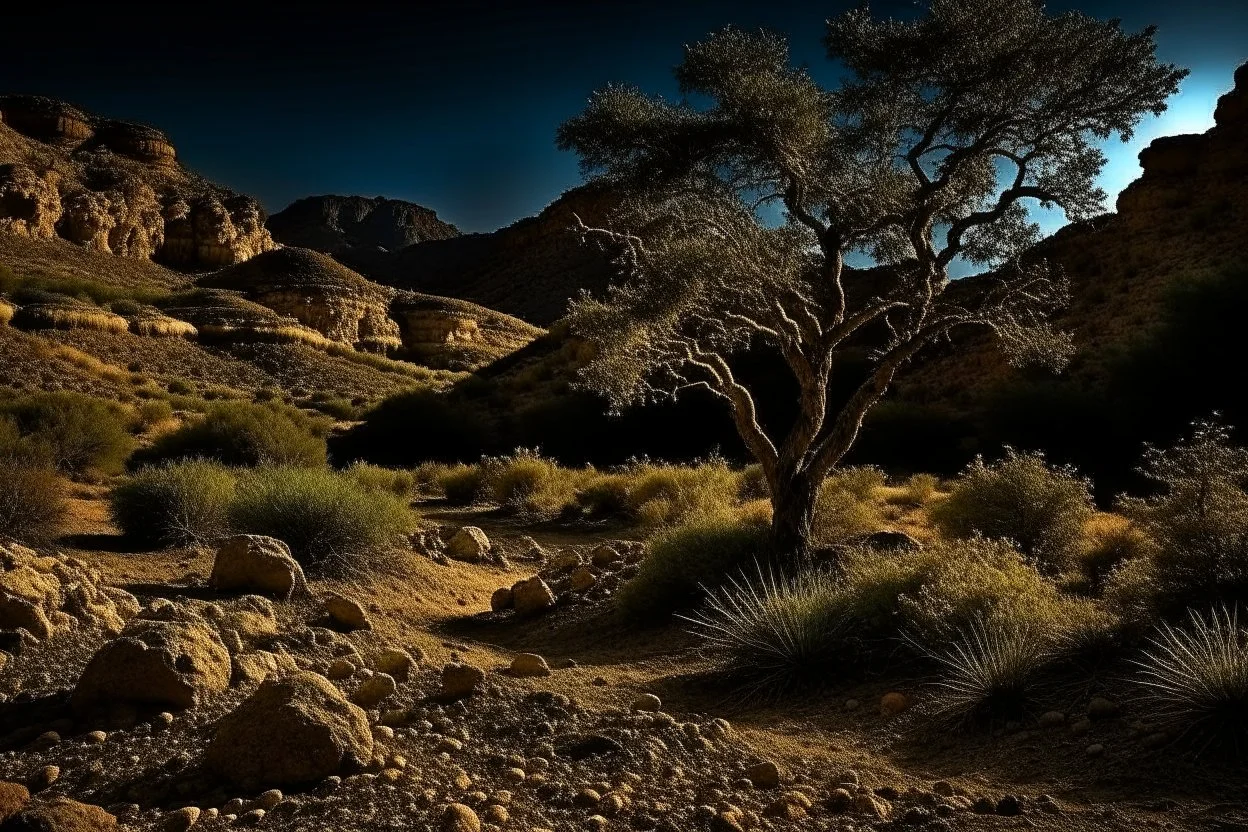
[3,1,1245,234]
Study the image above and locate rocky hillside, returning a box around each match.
[0,95,277,270]
[266,195,458,254]
[338,183,618,326]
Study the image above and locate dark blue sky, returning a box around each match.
[3,1,1245,233]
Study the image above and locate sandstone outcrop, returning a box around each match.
[0,544,136,642]
[267,194,458,254]
[206,671,373,788]
[0,95,276,268]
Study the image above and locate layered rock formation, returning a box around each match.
[267,194,458,254]
[0,95,276,268]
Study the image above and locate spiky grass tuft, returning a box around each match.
[918,618,1051,726]
[680,565,846,694]
[1134,606,1248,757]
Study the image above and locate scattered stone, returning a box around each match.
[163,806,201,831]
[1038,711,1066,729]
[996,795,1025,816]
[0,782,30,823]
[590,545,622,568]
[1088,697,1120,720]
[509,653,551,678]
[440,663,486,699]
[511,577,556,616]
[84,730,107,744]
[209,535,306,599]
[932,781,955,797]
[351,673,398,707]
[372,648,416,681]
[745,761,782,789]
[632,693,662,712]
[972,797,997,814]
[440,802,480,832]
[446,527,491,562]
[71,619,231,713]
[327,658,356,680]
[903,806,934,824]
[1070,718,1093,736]
[569,566,597,592]
[490,587,514,612]
[574,788,602,808]
[854,792,893,819]
[1086,743,1105,757]
[826,788,854,813]
[880,691,910,716]
[323,593,371,631]
[232,650,297,687]
[206,671,374,788]
[29,766,59,792]
[557,734,623,760]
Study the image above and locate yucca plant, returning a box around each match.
[918,617,1051,726]
[680,564,846,694]
[1134,606,1248,758]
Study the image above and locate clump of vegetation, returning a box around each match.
[1135,606,1248,757]
[345,462,415,498]
[616,516,770,623]
[110,460,236,547]
[0,460,68,544]
[229,466,412,574]
[1118,420,1248,612]
[1076,513,1155,592]
[812,476,884,546]
[132,401,328,469]
[480,449,588,520]
[623,458,744,527]
[888,473,941,507]
[922,619,1052,725]
[0,391,135,476]
[682,566,846,692]
[930,449,1094,571]
[134,399,175,430]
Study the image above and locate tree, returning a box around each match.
[556,0,1186,559]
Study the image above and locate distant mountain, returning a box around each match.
[266,195,458,254]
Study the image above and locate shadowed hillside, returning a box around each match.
[267,194,459,254]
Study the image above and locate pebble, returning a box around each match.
[632,693,662,712]
[1087,697,1119,720]
[509,653,551,678]
[745,760,782,789]
[1086,743,1105,757]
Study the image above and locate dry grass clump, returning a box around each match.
[229,466,414,575]
[921,618,1052,725]
[132,401,328,469]
[10,291,130,334]
[622,458,743,526]
[480,449,593,520]
[930,448,1094,572]
[616,515,771,623]
[0,390,135,476]
[1076,513,1156,591]
[1134,606,1248,757]
[0,299,14,326]
[345,461,416,498]
[824,465,887,501]
[887,473,941,507]
[0,459,68,544]
[813,477,885,545]
[110,460,236,547]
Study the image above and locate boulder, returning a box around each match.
[490,587,514,612]
[323,594,370,631]
[511,577,555,616]
[206,672,373,788]
[508,653,551,678]
[71,619,231,712]
[210,536,306,600]
[440,663,486,699]
[1,797,117,831]
[446,527,491,562]
[0,782,30,823]
[232,650,298,688]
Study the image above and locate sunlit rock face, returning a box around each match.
[0,95,276,268]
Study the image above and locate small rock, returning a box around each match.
[255,790,283,810]
[826,788,854,813]
[574,788,602,808]
[1088,697,1119,720]
[903,806,934,824]
[446,528,491,562]
[490,588,514,612]
[880,691,910,716]
[996,795,1024,816]
[324,594,371,631]
[0,781,30,822]
[511,577,556,616]
[441,802,481,832]
[163,806,201,831]
[590,545,622,568]
[745,760,782,789]
[372,649,416,681]
[352,673,398,707]
[570,566,597,592]
[84,730,107,744]
[1086,743,1105,757]
[210,535,306,599]
[1038,711,1066,729]
[1070,718,1093,736]
[854,792,893,819]
[631,693,662,712]
[509,653,551,678]
[441,663,486,699]
[327,658,356,680]
[29,766,59,791]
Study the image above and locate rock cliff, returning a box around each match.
[267,194,458,254]
[0,95,276,268]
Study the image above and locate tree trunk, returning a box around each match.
[769,470,820,564]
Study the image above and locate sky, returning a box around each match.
[1,1,1245,235]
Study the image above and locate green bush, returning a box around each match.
[135,399,174,430]
[616,516,770,623]
[439,464,486,505]
[110,460,236,547]
[229,466,412,573]
[0,461,68,544]
[1118,420,1248,611]
[812,479,883,546]
[345,462,415,497]
[930,448,1094,571]
[480,449,589,519]
[624,459,743,527]
[888,473,941,507]
[132,401,327,468]
[0,392,135,476]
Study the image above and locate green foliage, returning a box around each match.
[0,392,135,476]
[229,466,412,573]
[921,619,1051,725]
[1115,420,1248,612]
[133,401,327,468]
[813,477,884,545]
[889,473,941,507]
[0,268,170,307]
[617,516,770,623]
[135,399,174,430]
[110,461,236,548]
[681,566,846,691]
[623,458,743,527]
[0,461,68,544]
[1135,607,1248,757]
[479,449,588,520]
[930,448,1094,570]
[345,461,415,498]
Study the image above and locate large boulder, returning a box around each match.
[206,672,373,788]
[0,797,117,831]
[446,527,490,562]
[71,619,231,712]
[210,536,307,600]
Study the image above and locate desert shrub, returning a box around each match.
[735,498,774,526]
[110,460,236,547]
[437,464,486,505]
[738,464,770,500]
[0,461,68,544]
[837,544,943,633]
[1118,420,1248,610]
[825,465,886,501]
[307,396,358,421]
[167,378,194,396]
[345,462,415,498]
[888,473,941,507]
[625,459,743,527]
[133,401,327,468]
[812,479,883,545]
[616,516,770,623]
[1134,606,1248,757]
[229,466,412,573]
[1077,513,1155,591]
[576,473,634,518]
[922,618,1052,725]
[480,449,589,520]
[930,448,1094,571]
[135,399,174,430]
[681,566,846,691]
[0,392,135,476]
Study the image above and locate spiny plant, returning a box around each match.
[680,564,846,694]
[916,617,1051,726]
[1133,606,1248,758]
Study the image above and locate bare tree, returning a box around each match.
[557,0,1186,558]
